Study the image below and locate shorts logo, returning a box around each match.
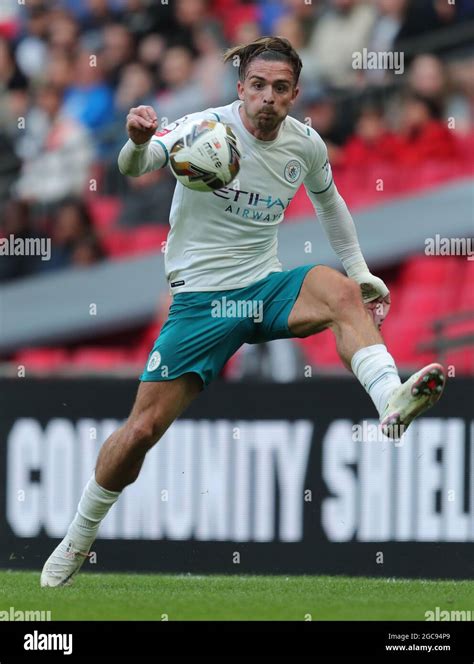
[147,351,161,372]
[284,159,301,183]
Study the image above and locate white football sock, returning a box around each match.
[351,344,401,416]
[66,474,120,552]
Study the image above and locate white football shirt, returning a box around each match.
[124,100,334,293]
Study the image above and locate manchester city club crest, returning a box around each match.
[147,351,161,372]
[284,159,301,183]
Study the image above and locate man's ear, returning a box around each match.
[290,86,300,107]
[237,80,244,100]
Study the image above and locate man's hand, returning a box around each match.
[126,105,159,145]
[365,294,391,330]
[353,271,391,329]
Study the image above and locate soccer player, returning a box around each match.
[41,37,445,587]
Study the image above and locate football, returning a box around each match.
[169,119,241,192]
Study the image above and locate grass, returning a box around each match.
[1,571,473,621]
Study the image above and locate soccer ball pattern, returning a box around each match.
[169,120,241,192]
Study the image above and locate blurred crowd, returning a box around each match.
[0,0,473,282]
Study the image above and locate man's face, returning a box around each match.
[237,59,299,134]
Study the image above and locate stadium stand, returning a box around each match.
[1,0,473,375]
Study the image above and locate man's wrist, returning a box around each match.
[129,137,152,150]
[343,257,370,280]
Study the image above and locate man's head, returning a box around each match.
[224,37,301,138]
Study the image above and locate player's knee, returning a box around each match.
[126,416,164,453]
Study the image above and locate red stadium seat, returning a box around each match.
[70,348,131,369]
[458,261,474,309]
[101,226,168,259]
[444,347,474,374]
[132,225,168,254]
[88,196,122,231]
[400,255,463,287]
[14,348,69,371]
[100,229,133,259]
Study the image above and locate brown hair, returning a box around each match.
[223,36,302,85]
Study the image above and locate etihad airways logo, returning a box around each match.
[213,187,293,209]
[213,187,293,221]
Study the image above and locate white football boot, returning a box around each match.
[40,538,92,587]
[380,363,446,439]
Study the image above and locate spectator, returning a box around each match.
[280,0,323,41]
[394,0,474,55]
[408,54,459,121]
[0,0,20,40]
[15,83,93,206]
[117,0,173,40]
[395,0,445,44]
[300,88,351,166]
[14,1,49,79]
[308,0,376,88]
[71,234,105,267]
[0,35,29,132]
[222,4,261,45]
[192,23,236,106]
[342,104,402,168]
[271,14,316,88]
[0,200,44,282]
[365,0,408,84]
[117,169,176,227]
[100,23,135,89]
[62,47,115,151]
[155,45,207,122]
[172,0,210,46]
[78,0,122,44]
[46,9,80,56]
[447,58,474,134]
[231,18,262,47]
[115,61,155,112]
[398,93,459,164]
[42,197,98,272]
[0,35,28,92]
[101,60,155,177]
[43,50,76,91]
[137,32,166,74]
[0,133,21,213]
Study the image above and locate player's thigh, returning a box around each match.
[128,372,203,438]
[288,265,352,337]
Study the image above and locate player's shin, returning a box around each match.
[351,343,402,416]
[41,474,120,586]
[66,474,120,553]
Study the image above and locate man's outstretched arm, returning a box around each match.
[118,105,167,176]
[307,182,389,298]
[304,135,390,328]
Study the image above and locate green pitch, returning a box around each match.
[1,571,473,620]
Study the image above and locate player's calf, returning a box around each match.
[41,375,202,587]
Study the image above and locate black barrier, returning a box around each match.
[0,378,473,578]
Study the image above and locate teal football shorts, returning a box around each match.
[140,264,316,387]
